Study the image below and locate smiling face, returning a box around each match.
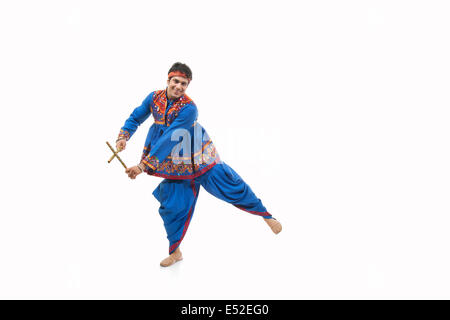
[166,76,189,100]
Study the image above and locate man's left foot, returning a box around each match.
[264,218,282,234]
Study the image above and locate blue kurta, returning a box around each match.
[119,89,273,254]
[119,89,220,179]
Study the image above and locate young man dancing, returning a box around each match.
[116,62,282,267]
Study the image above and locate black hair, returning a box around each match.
[168,62,192,80]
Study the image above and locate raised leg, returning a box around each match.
[199,163,281,233]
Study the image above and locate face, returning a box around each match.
[167,76,189,100]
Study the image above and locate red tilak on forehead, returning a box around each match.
[168,71,190,81]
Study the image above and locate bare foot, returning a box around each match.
[264,218,282,234]
[160,247,183,267]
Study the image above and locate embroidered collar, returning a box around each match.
[153,89,193,115]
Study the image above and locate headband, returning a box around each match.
[168,71,191,81]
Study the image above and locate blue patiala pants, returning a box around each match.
[152,162,272,254]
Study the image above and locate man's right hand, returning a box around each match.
[116,138,126,152]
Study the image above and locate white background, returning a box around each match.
[0,0,449,299]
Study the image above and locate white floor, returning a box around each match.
[2,159,450,299]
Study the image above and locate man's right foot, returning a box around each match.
[160,248,183,267]
[264,218,282,234]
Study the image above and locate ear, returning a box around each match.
[167,78,170,86]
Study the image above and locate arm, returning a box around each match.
[116,92,153,151]
[141,103,198,172]
[118,92,153,141]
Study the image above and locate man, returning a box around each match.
[116,62,282,267]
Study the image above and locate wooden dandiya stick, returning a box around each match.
[106,141,127,169]
[108,150,119,163]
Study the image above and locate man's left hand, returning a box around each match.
[125,166,142,179]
